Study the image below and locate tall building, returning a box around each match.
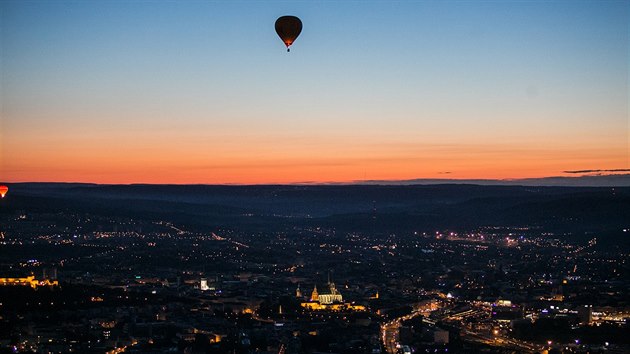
[200,278,209,291]
[310,285,319,302]
[578,305,593,324]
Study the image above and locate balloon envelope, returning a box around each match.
[275,16,302,50]
[0,185,7,198]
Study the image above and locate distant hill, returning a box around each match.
[2,184,629,245]
[354,173,630,187]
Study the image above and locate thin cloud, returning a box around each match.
[563,169,630,174]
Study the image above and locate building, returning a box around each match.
[296,284,302,298]
[200,278,209,291]
[301,275,365,312]
[491,299,522,322]
[578,305,592,324]
[317,281,343,305]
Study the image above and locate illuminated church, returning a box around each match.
[299,275,364,312]
[310,280,343,304]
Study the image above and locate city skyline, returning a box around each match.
[1,1,629,184]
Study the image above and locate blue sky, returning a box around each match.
[1,1,628,183]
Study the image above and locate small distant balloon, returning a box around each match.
[0,185,8,198]
[275,16,302,52]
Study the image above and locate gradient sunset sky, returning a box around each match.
[1,1,628,184]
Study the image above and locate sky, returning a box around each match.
[1,0,629,184]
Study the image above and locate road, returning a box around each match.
[381,300,543,354]
[381,303,442,354]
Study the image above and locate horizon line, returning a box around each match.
[3,173,630,187]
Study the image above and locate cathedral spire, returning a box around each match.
[310,285,319,302]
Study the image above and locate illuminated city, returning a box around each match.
[0,184,628,353]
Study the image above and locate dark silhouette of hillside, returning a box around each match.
[2,183,629,247]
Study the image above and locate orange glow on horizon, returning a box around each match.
[3,144,625,185]
[3,123,626,185]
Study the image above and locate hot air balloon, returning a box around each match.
[0,185,7,198]
[275,16,302,52]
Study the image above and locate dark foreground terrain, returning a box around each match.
[0,184,628,353]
